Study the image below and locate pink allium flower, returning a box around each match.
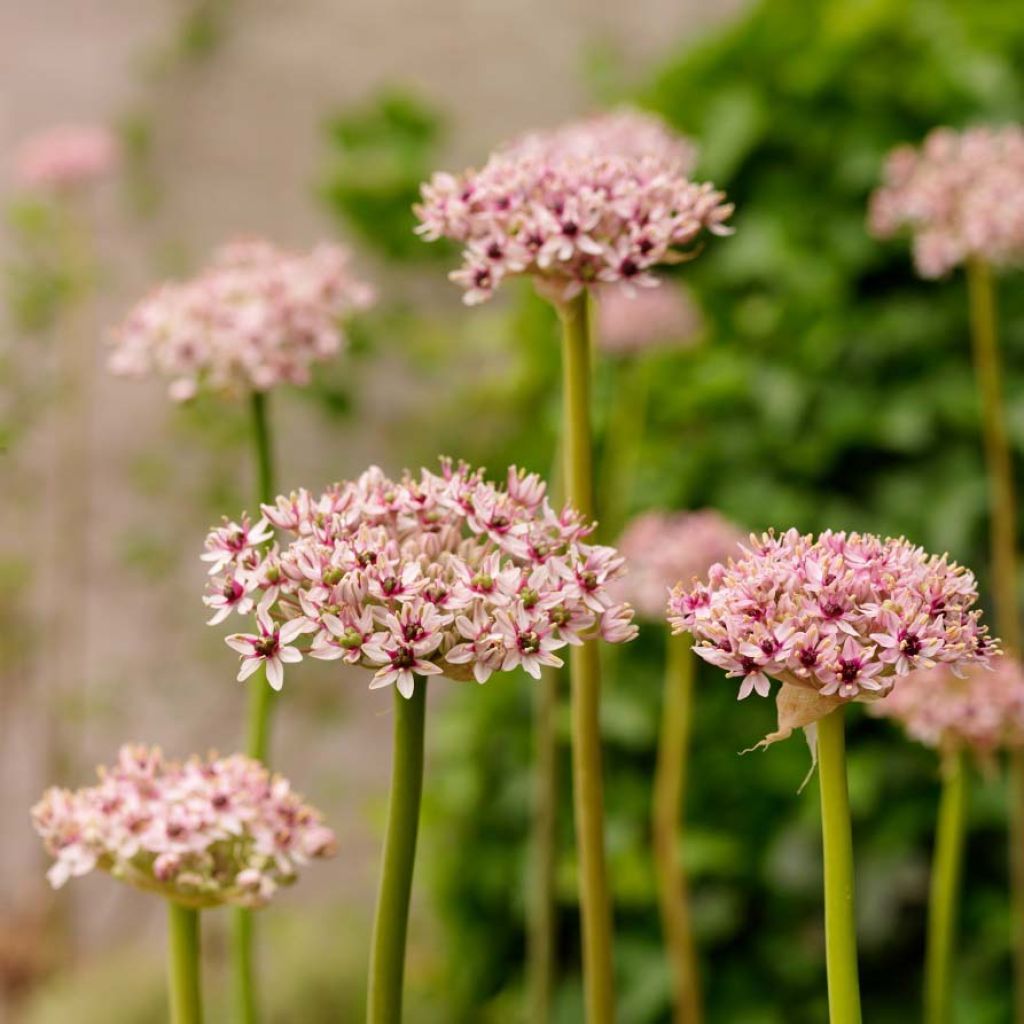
[31,745,336,907]
[14,124,119,191]
[415,109,731,305]
[614,509,744,620]
[204,460,638,695]
[109,239,375,401]
[869,656,1024,757]
[595,281,703,355]
[869,125,1024,277]
[667,529,993,703]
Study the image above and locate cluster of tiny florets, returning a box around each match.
[870,657,1024,756]
[31,745,336,908]
[869,125,1024,277]
[14,123,120,191]
[414,109,732,305]
[614,509,743,619]
[204,460,638,695]
[595,282,703,355]
[109,239,375,401]
[667,529,993,701]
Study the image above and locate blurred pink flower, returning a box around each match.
[109,239,375,400]
[32,745,336,907]
[595,282,704,355]
[415,109,731,305]
[614,509,744,620]
[14,123,119,191]
[204,460,638,693]
[869,124,1024,277]
[668,529,993,703]
[870,656,1024,757]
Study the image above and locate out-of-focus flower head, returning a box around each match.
[869,656,1024,758]
[869,125,1024,277]
[204,460,638,695]
[414,108,731,305]
[614,509,743,619]
[109,239,375,401]
[14,124,120,191]
[667,529,993,706]
[595,281,704,355]
[32,745,336,907]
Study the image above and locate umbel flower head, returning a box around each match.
[869,124,1024,278]
[109,239,375,401]
[32,745,336,908]
[667,530,993,710]
[595,282,704,356]
[870,656,1024,758]
[14,123,120,191]
[204,460,638,695]
[615,509,743,620]
[414,108,732,305]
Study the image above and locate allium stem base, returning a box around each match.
[168,902,203,1024]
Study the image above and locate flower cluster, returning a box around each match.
[415,110,732,304]
[204,461,638,695]
[667,529,993,701]
[14,124,119,191]
[870,657,1024,756]
[614,509,743,619]
[869,124,1024,277]
[31,745,336,908]
[109,239,375,401]
[595,282,703,355]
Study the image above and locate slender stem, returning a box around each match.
[817,708,862,1024]
[966,258,1024,1022]
[924,750,968,1024]
[557,291,616,1024]
[652,632,701,1024]
[167,902,203,1024]
[232,390,278,1024]
[367,680,428,1024]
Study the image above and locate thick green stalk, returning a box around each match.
[367,680,428,1024]
[168,902,203,1024]
[925,750,968,1024]
[966,257,1024,1022]
[652,632,701,1024]
[817,708,862,1024]
[557,292,616,1024]
[232,390,278,1024]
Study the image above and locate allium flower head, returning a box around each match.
[109,239,375,401]
[870,656,1024,758]
[32,745,336,907]
[667,529,993,706]
[869,125,1024,277]
[595,281,703,355]
[204,460,638,695]
[14,124,119,191]
[415,109,732,305]
[615,509,743,619]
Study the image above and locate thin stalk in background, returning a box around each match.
[966,256,1024,1023]
[232,389,277,1024]
[817,707,863,1024]
[925,750,968,1024]
[557,291,616,1024]
[168,902,203,1024]
[652,631,701,1024]
[367,680,428,1024]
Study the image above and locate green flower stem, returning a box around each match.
[367,679,428,1024]
[817,707,862,1024]
[925,750,968,1024]
[966,258,1024,1023]
[232,390,278,1024]
[652,632,701,1024]
[168,902,203,1024]
[557,291,616,1024]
